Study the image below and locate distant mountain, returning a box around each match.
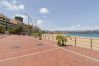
[63,30,99,34]
[47,30,99,34]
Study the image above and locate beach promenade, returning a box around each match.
[42,34,99,50]
[0,35,98,66]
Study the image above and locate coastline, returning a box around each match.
[64,34,99,39]
[64,33,99,39]
[42,34,99,51]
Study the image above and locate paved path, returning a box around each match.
[0,35,98,66]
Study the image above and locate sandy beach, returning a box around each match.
[42,34,99,51]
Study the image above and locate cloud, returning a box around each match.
[76,25,81,27]
[18,4,24,10]
[40,8,49,14]
[49,25,99,31]
[0,0,25,10]
[11,0,17,4]
[43,16,47,18]
[37,20,43,25]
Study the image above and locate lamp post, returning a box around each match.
[10,3,34,35]
[18,10,33,35]
[18,9,40,36]
[23,13,33,36]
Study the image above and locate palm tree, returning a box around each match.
[56,35,62,46]
[38,30,42,40]
[15,25,23,34]
[33,30,43,40]
[8,28,16,34]
[0,24,4,33]
[27,25,33,36]
[33,33,38,38]
[15,21,24,35]
[56,35,72,47]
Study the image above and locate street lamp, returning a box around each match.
[17,10,34,35]
[24,13,33,35]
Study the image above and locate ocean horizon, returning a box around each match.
[65,33,99,38]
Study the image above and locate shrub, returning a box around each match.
[56,34,71,47]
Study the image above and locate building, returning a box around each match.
[10,19,18,28]
[0,13,10,32]
[0,13,33,35]
[0,13,23,33]
[15,16,23,22]
[11,16,28,34]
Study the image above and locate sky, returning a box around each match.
[0,0,99,31]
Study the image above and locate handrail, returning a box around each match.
[42,34,99,51]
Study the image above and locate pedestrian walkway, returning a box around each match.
[0,35,98,66]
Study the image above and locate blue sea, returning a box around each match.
[65,33,99,38]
